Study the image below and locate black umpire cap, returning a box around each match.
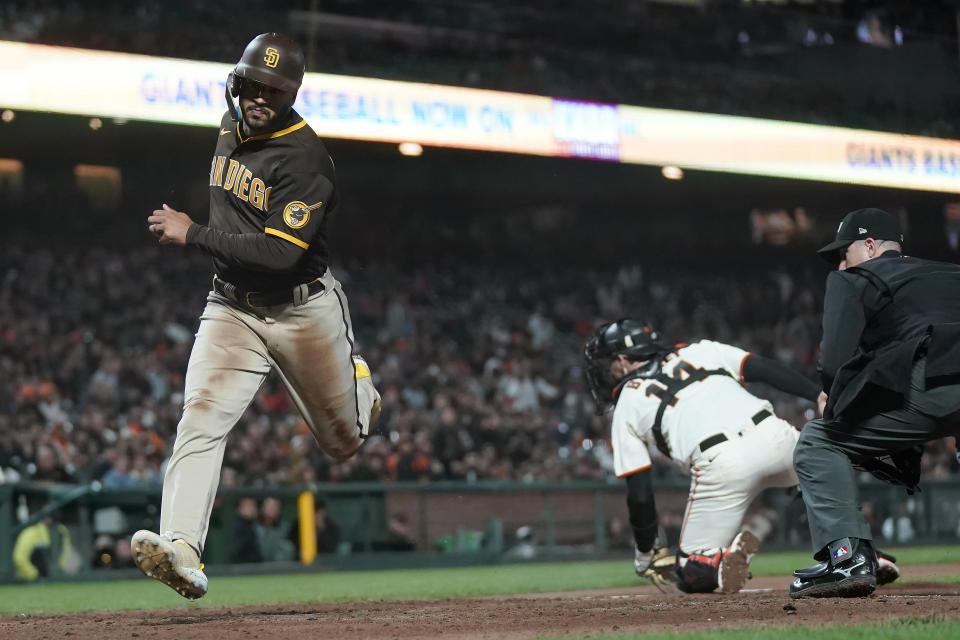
[817,208,903,264]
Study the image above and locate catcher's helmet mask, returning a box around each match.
[584,319,670,415]
[225,33,305,122]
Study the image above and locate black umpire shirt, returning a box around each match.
[819,250,960,420]
[186,109,337,292]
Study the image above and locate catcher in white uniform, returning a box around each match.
[584,318,901,594]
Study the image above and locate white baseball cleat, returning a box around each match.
[353,354,381,434]
[131,530,208,600]
[718,530,760,594]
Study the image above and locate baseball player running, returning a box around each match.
[132,33,380,599]
[584,319,899,593]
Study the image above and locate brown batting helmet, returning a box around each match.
[225,33,305,120]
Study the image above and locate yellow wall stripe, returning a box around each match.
[265,227,309,249]
[297,491,317,565]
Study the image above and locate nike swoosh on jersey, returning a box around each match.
[220,129,232,136]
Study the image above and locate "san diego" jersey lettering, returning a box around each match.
[208,155,272,212]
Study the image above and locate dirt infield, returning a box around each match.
[4,564,960,640]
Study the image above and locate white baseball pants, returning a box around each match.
[678,416,800,554]
[159,268,378,553]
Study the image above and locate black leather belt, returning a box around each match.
[214,276,324,307]
[698,433,728,454]
[698,409,773,454]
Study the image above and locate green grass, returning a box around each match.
[0,561,633,615]
[0,545,958,617]
[749,544,960,578]
[532,614,960,640]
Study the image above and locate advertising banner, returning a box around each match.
[2,40,959,193]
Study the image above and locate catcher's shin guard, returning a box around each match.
[675,551,721,593]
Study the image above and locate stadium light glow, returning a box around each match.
[2,40,960,193]
[661,165,684,180]
[74,164,121,180]
[399,142,423,156]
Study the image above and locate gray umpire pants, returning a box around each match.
[794,358,960,554]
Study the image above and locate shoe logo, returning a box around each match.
[835,558,865,579]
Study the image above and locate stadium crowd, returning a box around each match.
[3,235,959,492]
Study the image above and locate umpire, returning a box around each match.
[791,207,960,599]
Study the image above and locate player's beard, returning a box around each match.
[243,104,282,135]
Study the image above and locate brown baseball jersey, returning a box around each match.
[187,109,337,291]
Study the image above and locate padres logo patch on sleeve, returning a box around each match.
[282,201,322,229]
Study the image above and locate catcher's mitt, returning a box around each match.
[853,445,923,495]
[636,546,677,593]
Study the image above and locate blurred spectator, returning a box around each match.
[101,450,161,488]
[3,230,960,487]
[232,497,262,564]
[291,496,342,557]
[112,535,135,568]
[504,525,537,560]
[881,503,916,544]
[101,454,135,489]
[255,497,296,562]
[605,515,633,552]
[129,455,161,486]
[29,444,72,484]
[312,497,342,554]
[12,513,72,580]
[91,534,135,570]
[372,512,416,552]
[91,534,115,569]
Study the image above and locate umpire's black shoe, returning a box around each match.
[789,537,877,599]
